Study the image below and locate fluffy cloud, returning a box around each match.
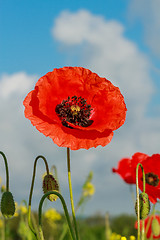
[128,0,160,57]
[0,72,37,99]
[53,10,124,45]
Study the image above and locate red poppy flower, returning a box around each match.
[113,153,160,203]
[138,154,160,204]
[112,152,149,184]
[135,215,160,239]
[23,67,127,150]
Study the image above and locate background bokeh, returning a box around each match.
[0,0,160,216]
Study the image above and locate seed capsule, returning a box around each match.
[1,191,15,218]
[152,218,160,236]
[42,174,59,201]
[135,192,150,219]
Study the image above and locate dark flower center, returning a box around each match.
[55,96,93,128]
[145,172,159,187]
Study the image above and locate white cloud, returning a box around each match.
[128,0,160,56]
[53,10,124,46]
[0,72,37,99]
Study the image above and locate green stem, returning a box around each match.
[38,226,45,240]
[136,169,140,240]
[142,220,145,240]
[28,155,50,239]
[38,191,76,240]
[136,163,146,240]
[0,152,9,191]
[67,148,79,240]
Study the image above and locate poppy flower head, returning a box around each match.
[23,67,127,150]
[112,153,149,184]
[138,154,160,203]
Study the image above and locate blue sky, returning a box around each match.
[1,0,128,74]
[0,0,160,217]
[0,0,148,74]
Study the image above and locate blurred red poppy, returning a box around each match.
[135,215,160,239]
[112,152,148,184]
[138,154,160,204]
[112,157,135,184]
[113,153,160,203]
[23,67,127,150]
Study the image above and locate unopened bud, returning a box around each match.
[1,191,15,218]
[135,192,150,219]
[42,174,59,201]
[152,218,160,236]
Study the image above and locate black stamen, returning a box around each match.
[145,172,159,187]
[55,96,93,128]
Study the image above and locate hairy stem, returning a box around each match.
[28,155,50,239]
[38,191,76,240]
[0,151,9,191]
[67,148,79,240]
[136,163,146,240]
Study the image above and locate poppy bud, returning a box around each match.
[151,218,160,236]
[0,191,15,218]
[42,174,59,201]
[135,192,150,219]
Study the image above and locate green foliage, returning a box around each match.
[0,213,138,240]
[18,220,33,240]
[79,221,105,240]
[110,214,137,238]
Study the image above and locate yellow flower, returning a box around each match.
[116,234,121,240]
[19,205,28,214]
[129,236,136,240]
[44,208,61,222]
[121,237,127,240]
[110,232,121,240]
[83,182,95,197]
[1,185,6,193]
